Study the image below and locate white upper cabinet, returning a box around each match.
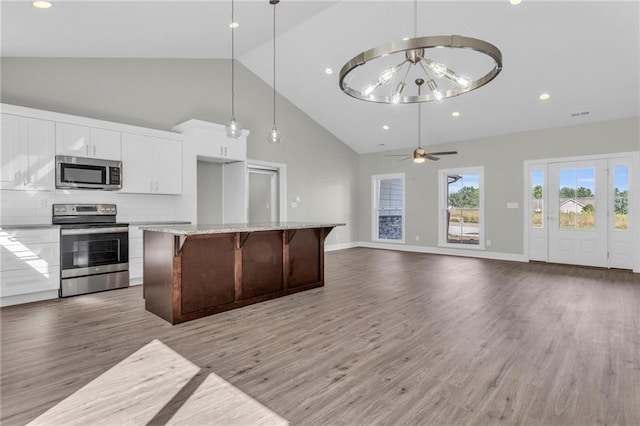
[172,119,247,163]
[121,133,182,195]
[1,114,55,191]
[56,123,121,160]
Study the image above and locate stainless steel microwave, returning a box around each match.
[55,155,122,190]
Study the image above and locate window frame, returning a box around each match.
[438,166,485,250]
[371,173,406,244]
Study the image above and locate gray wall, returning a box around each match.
[358,116,640,255]
[196,161,223,224]
[1,58,359,244]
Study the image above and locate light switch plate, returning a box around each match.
[507,202,519,209]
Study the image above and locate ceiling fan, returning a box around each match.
[386,78,458,163]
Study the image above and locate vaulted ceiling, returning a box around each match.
[3,1,639,154]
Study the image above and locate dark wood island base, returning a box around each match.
[142,225,339,324]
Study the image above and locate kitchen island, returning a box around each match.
[140,222,343,324]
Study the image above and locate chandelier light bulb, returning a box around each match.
[429,61,447,78]
[391,81,406,105]
[362,84,377,96]
[268,126,281,144]
[225,118,242,138]
[427,79,444,101]
[455,75,471,88]
[378,68,396,85]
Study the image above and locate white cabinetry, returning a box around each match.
[56,123,121,160]
[128,226,144,285]
[1,114,55,191]
[172,119,247,162]
[121,133,182,195]
[0,227,60,306]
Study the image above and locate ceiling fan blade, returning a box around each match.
[426,156,440,161]
[397,157,411,162]
[425,151,457,156]
[385,154,412,157]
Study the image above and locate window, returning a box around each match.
[613,165,629,231]
[372,173,405,243]
[531,170,544,228]
[558,167,596,230]
[439,167,484,248]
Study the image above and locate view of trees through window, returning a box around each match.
[531,165,629,230]
[447,173,480,244]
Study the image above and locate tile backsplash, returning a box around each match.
[0,189,182,225]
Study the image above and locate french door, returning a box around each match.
[528,155,634,269]
[548,160,608,267]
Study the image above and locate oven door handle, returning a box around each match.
[61,227,128,236]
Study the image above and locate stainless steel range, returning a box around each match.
[53,203,129,297]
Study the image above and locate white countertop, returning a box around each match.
[139,222,345,236]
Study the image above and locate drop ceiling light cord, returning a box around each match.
[267,0,281,144]
[272,2,276,127]
[231,0,236,120]
[225,0,242,138]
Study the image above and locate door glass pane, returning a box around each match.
[377,178,403,240]
[447,173,480,244]
[559,167,595,229]
[614,165,629,230]
[531,170,543,228]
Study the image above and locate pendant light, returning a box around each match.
[225,0,242,139]
[267,0,281,144]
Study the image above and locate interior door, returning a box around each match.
[548,159,608,267]
[248,168,279,223]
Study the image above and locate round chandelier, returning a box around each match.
[339,2,502,104]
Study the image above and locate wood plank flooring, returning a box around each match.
[2,248,639,425]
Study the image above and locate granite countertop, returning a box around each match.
[139,222,345,236]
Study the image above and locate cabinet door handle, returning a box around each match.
[86,145,89,156]
[150,181,153,192]
[93,145,96,157]
[155,181,159,192]
[14,172,19,183]
[220,146,224,157]
[224,146,228,156]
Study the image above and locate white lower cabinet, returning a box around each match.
[0,227,60,306]
[128,226,144,285]
[121,133,182,195]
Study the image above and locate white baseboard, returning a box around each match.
[355,241,528,262]
[325,242,360,252]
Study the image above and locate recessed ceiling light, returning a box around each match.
[539,93,551,101]
[451,111,461,117]
[324,68,333,75]
[382,125,390,130]
[229,22,239,29]
[32,1,52,8]
[510,0,523,5]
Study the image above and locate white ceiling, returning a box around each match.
[2,0,639,154]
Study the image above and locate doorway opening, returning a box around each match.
[247,161,287,223]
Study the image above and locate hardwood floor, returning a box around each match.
[2,248,639,425]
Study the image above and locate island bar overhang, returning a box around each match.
[141,223,343,324]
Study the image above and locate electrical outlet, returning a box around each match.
[39,198,48,208]
[291,202,298,208]
[486,239,492,247]
[415,235,420,241]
